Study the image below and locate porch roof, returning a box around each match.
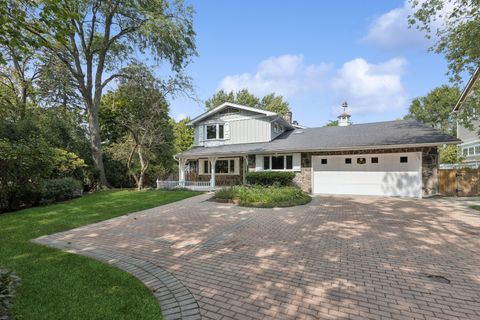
[177,120,461,158]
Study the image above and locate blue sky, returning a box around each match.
[167,0,452,127]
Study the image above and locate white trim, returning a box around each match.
[257,154,299,172]
[188,102,277,125]
[204,123,225,141]
[199,157,240,175]
[452,67,480,113]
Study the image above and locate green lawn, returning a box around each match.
[0,189,200,320]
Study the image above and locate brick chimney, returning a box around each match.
[283,111,292,124]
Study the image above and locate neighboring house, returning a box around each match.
[452,67,480,166]
[175,102,460,198]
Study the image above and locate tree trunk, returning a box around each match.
[137,145,147,190]
[86,104,109,188]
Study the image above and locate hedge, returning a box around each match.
[245,171,296,186]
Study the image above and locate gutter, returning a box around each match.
[175,141,462,158]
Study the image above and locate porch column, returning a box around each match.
[178,158,187,187]
[243,155,248,185]
[208,156,217,191]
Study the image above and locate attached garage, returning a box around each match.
[312,152,423,198]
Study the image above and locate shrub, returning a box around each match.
[42,177,83,202]
[214,187,236,200]
[246,171,296,186]
[214,185,311,208]
[0,119,55,212]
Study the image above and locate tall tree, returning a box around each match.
[11,0,196,187]
[0,45,41,120]
[404,85,460,135]
[404,85,462,163]
[205,89,290,115]
[101,63,174,190]
[325,120,339,127]
[408,0,480,83]
[204,89,235,109]
[172,118,194,153]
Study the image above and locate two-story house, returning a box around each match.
[174,102,459,198]
[452,67,480,167]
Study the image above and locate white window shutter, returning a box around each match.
[293,153,301,171]
[255,155,263,171]
[224,123,230,139]
[198,125,204,142]
[199,159,205,174]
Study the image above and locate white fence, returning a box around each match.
[156,180,212,191]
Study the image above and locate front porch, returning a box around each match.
[157,155,249,191]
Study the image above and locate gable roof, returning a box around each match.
[188,102,279,125]
[177,120,461,157]
[452,67,480,113]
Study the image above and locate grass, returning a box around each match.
[469,205,480,212]
[215,185,312,208]
[0,189,200,320]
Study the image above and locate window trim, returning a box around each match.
[461,143,480,157]
[262,154,295,171]
[205,123,225,140]
[199,158,239,175]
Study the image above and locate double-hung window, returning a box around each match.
[206,124,224,140]
[263,155,293,171]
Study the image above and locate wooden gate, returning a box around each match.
[438,168,480,196]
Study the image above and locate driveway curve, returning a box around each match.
[35,194,480,320]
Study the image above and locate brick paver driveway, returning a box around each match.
[35,194,480,320]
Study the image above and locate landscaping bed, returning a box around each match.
[215,185,312,208]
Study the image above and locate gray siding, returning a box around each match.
[457,119,480,143]
[193,110,273,147]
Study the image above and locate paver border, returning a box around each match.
[33,236,201,320]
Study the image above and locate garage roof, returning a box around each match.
[177,120,461,157]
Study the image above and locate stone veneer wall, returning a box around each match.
[292,147,439,196]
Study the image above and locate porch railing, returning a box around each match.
[156,180,212,191]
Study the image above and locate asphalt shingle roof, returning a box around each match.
[177,120,461,157]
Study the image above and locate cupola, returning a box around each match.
[337,101,352,126]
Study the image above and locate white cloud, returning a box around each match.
[219,54,331,97]
[218,54,408,116]
[362,1,427,50]
[331,57,407,114]
[362,0,454,50]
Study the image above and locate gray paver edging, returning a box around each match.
[32,237,201,320]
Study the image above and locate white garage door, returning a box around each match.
[312,152,422,198]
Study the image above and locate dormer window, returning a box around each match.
[206,124,224,140]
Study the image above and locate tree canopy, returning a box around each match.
[408,0,480,83]
[205,89,291,116]
[100,63,174,190]
[7,0,197,187]
[404,85,462,164]
[404,85,460,135]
